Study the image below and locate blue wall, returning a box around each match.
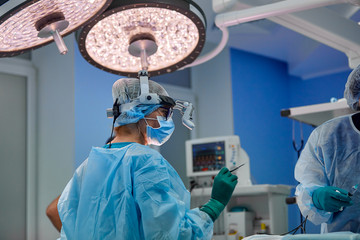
[230,49,293,185]
[74,43,122,167]
[230,48,351,233]
[289,71,351,107]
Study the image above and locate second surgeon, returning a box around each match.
[295,65,360,233]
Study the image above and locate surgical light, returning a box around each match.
[0,0,112,57]
[77,0,206,77]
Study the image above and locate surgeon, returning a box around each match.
[295,65,360,233]
[47,77,238,239]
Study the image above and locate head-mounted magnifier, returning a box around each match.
[107,70,195,130]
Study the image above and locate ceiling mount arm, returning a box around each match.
[214,0,346,28]
[179,27,229,70]
[182,0,345,70]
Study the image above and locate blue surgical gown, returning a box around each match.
[57,142,213,239]
[295,114,360,233]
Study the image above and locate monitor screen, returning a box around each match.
[192,141,226,172]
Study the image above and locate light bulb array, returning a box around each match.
[0,0,111,57]
[78,0,206,77]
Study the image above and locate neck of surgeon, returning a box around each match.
[111,123,146,145]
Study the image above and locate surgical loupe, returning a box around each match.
[106,77,195,130]
[174,100,195,130]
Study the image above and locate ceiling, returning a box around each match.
[2,0,359,80]
[194,0,360,79]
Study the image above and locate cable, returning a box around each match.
[292,120,304,158]
[280,215,308,235]
[189,180,199,193]
[108,118,116,149]
[292,120,305,232]
[108,98,120,149]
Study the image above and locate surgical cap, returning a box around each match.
[344,65,360,111]
[112,78,170,126]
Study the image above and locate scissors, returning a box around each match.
[230,163,245,173]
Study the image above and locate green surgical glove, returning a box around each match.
[200,168,238,221]
[312,186,353,212]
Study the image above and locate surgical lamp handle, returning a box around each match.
[138,70,159,105]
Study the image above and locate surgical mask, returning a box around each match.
[144,116,175,146]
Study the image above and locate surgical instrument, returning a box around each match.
[348,184,359,197]
[230,163,245,173]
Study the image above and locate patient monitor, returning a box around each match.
[186,135,252,187]
[187,136,292,237]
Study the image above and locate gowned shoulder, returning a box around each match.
[126,143,166,169]
[310,114,358,149]
[317,114,350,130]
[314,114,351,136]
[127,143,163,157]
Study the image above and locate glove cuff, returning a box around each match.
[200,198,225,222]
[312,188,323,210]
